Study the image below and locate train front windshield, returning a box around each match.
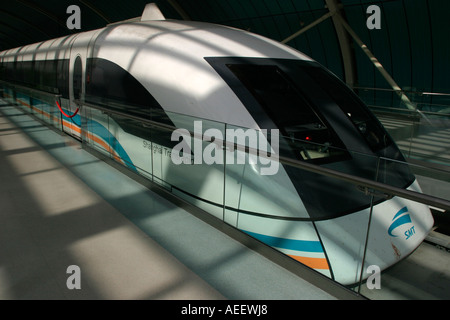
[207,57,415,219]
[227,63,350,164]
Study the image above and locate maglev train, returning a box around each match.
[0,4,433,285]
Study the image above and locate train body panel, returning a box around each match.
[91,21,312,129]
[237,213,332,278]
[0,13,434,286]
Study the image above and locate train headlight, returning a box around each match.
[358,122,367,134]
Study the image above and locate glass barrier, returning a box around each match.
[231,140,377,286]
[157,112,226,220]
[76,104,448,296]
[2,82,449,298]
[83,106,111,157]
[357,158,441,298]
[0,83,64,131]
[1,85,15,104]
[355,87,450,168]
[253,138,446,295]
[34,91,63,131]
[409,162,450,202]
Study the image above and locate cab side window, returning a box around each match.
[73,57,82,100]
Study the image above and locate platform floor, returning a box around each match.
[0,100,339,300]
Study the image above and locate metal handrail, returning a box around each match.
[369,105,450,118]
[78,100,450,213]
[3,81,449,212]
[0,80,60,98]
[353,86,450,98]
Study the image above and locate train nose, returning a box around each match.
[315,180,434,285]
[367,180,434,265]
[363,181,435,283]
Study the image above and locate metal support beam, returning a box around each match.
[325,0,357,88]
[280,2,419,116]
[281,11,334,44]
[334,14,417,112]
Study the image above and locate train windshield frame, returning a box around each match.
[206,57,414,220]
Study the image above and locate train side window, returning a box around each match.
[57,60,69,99]
[73,57,82,100]
[0,62,4,80]
[22,61,33,86]
[85,58,162,118]
[6,62,15,82]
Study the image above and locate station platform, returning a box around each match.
[0,99,351,300]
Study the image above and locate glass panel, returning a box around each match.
[32,91,59,129]
[161,112,226,220]
[224,124,309,221]
[15,90,32,115]
[357,88,450,169]
[408,113,450,166]
[357,158,436,298]
[80,106,91,145]
[30,80,443,297]
[51,99,63,131]
[409,163,450,202]
[108,113,152,178]
[86,58,160,118]
[277,135,380,220]
[73,57,82,101]
[86,107,111,157]
[228,143,382,285]
[2,86,15,105]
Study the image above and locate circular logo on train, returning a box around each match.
[388,206,416,240]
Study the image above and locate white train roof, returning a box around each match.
[93,20,313,128]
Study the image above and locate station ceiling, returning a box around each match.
[1,0,449,100]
